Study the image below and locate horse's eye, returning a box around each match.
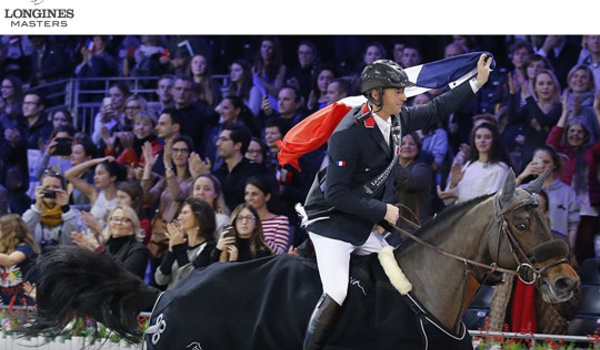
[516,224,528,231]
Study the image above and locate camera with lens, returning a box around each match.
[40,238,58,253]
[42,188,56,199]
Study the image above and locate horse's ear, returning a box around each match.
[500,169,516,208]
[524,169,549,194]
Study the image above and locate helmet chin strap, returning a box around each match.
[356,88,384,122]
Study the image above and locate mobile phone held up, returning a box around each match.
[53,137,72,156]
[222,224,234,238]
[42,188,56,199]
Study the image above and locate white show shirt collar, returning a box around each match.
[372,112,392,145]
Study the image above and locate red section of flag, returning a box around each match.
[276,102,352,171]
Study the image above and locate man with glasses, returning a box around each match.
[212,124,267,211]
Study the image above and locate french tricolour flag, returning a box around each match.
[277,52,495,172]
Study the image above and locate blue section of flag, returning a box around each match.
[406,52,496,89]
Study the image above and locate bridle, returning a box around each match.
[391,192,569,285]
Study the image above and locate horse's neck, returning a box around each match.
[396,198,499,331]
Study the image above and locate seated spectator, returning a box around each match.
[122,35,167,79]
[154,74,175,114]
[228,59,262,116]
[438,123,511,206]
[325,78,352,106]
[210,203,272,263]
[260,85,306,128]
[141,135,195,255]
[245,136,266,165]
[65,156,127,228]
[244,176,290,254]
[204,95,260,166]
[68,136,96,209]
[22,171,83,252]
[105,113,161,169]
[0,214,38,306]
[155,198,217,290]
[391,132,434,246]
[212,124,266,211]
[116,180,151,245]
[35,125,77,182]
[191,174,230,238]
[306,66,336,113]
[71,205,149,280]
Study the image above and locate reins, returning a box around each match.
[390,196,568,284]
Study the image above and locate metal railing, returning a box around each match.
[28,74,230,134]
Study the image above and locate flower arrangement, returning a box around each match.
[472,317,599,350]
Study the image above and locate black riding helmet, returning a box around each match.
[358,59,415,113]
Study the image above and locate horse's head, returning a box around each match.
[493,169,579,303]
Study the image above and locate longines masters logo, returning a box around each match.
[4,0,74,28]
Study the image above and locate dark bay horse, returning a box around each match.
[25,170,579,349]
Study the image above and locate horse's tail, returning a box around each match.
[22,246,160,343]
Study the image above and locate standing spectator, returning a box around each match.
[536,35,581,89]
[0,214,38,306]
[438,123,511,206]
[578,35,600,92]
[155,198,216,290]
[505,69,562,172]
[171,75,217,156]
[154,75,175,114]
[391,132,434,245]
[71,205,149,280]
[563,64,599,143]
[286,40,320,101]
[122,35,167,78]
[1,75,23,119]
[516,145,580,247]
[74,35,119,101]
[187,53,221,107]
[22,171,82,252]
[116,180,151,245]
[252,36,287,114]
[28,36,69,87]
[227,59,261,116]
[212,124,265,211]
[546,92,600,263]
[91,82,130,146]
[210,203,272,263]
[244,175,290,254]
[34,125,76,182]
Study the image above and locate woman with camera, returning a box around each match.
[34,125,77,182]
[22,171,84,252]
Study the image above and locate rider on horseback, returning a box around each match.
[301,54,493,350]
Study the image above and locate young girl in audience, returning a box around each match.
[191,174,230,239]
[0,214,38,306]
[211,203,272,263]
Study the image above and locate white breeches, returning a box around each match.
[309,229,389,305]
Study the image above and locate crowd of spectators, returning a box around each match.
[0,34,599,336]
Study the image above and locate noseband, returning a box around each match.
[391,193,569,285]
[493,194,569,285]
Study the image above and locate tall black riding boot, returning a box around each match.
[303,293,341,350]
